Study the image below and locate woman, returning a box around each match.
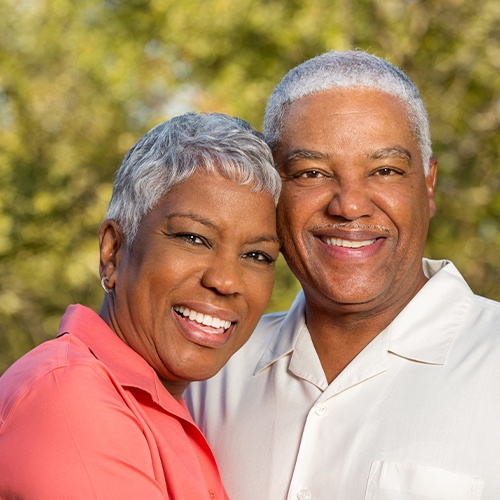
[0,113,281,499]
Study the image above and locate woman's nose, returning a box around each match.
[201,255,244,296]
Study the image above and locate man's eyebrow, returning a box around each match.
[367,146,412,163]
[281,149,330,166]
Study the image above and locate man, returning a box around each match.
[186,51,500,499]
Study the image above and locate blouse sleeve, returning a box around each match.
[0,362,167,499]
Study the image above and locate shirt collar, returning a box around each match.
[58,304,186,415]
[256,259,473,372]
[255,290,308,373]
[386,259,473,364]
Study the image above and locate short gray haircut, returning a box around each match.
[106,112,281,244]
[264,50,432,171]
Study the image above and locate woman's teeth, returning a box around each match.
[173,306,231,330]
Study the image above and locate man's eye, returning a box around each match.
[243,251,275,264]
[297,170,326,179]
[374,167,402,176]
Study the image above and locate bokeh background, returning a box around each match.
[1,0,499,373]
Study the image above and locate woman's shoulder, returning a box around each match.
[0,334,118,426]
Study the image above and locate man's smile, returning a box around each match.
[319,236,377,248]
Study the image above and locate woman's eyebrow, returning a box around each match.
[248,234,282,245]
[166,213,281,245]
[166,212,217,229]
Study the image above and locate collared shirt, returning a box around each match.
[0,304,227,500]
[186,259,500,499]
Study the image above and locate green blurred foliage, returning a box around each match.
[1,0,499,373]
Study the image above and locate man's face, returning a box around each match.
[274,88,437,315]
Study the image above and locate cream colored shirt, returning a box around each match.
[186,260,500,499]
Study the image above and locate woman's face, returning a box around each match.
[100,170,279,398]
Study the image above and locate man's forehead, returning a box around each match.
[274,89,419,166]
[283,87,409,118]
[279,88,413,140]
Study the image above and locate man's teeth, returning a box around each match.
[322,237,376,248]
[173,306,231,330]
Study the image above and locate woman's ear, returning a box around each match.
[99,219,126,289]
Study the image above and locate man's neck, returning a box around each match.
[305,310,389,384]
[306,274,427,384]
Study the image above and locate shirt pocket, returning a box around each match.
[365,461,484,500]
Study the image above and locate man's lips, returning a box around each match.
[312,223,389,245]
[319,236,377,248]
[311,223,389,260]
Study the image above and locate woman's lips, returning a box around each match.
[172,305,235,348]
[173,305,231,332]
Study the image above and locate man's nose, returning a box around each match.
[326,178,375,220]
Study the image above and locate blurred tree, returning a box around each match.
[0,0,498,373]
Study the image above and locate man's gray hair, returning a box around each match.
[106,112,281,244]
[263,50,432,171]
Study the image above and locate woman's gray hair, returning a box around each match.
[263,50,432,171]
[106,112,281,244]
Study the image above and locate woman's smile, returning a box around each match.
[173,305,233,332]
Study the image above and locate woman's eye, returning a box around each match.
[177,233,206,246]
[244,251,275,264]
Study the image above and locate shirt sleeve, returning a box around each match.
[0,362,166,500]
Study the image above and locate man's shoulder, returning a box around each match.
[425,259,500,326]
[473,292,500,311]
[464,292,500,340]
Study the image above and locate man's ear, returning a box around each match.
[99,219,126,288]
[426,156,438,218]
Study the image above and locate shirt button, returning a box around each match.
[297,489,312,500]
[315,404,327,416]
